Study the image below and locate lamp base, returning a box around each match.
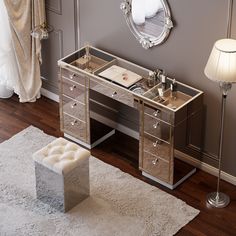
[206,192,230,208]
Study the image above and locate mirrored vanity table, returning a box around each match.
[58,46,203,189]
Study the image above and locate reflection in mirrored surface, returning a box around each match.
[132,0,164,38]
[120,0,174,49]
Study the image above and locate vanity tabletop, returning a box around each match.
[58,46,203,112]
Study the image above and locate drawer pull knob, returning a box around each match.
[71,102,77,109]
[69,73,76,80]
[153,141,159,147]
[111,91,117,97]
[71,120,78,126]
[70,85,76,91]
[153,121,160,129]
[153,110,160,117]
[152,158,159,165]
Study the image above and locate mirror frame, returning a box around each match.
[120,0,174,49]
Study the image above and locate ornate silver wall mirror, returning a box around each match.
[120,0,174,49]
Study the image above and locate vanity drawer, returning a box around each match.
[90,78,111,96]
[62,113,87,142]
[144,114,171,143]
[62,95,86,122]
[111,85,134,108]
[90,78,135,108]
[142,151,170,182]
[144,103,172,124]
[143,133,171,161]
[62,78,87,104]
[61,68,86,86]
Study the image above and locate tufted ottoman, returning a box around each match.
[33,137,90,212]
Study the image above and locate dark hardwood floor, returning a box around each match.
[0,95,236,236]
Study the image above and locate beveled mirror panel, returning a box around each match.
[120,0,173,49]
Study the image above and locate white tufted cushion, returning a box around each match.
[33,138,90,175]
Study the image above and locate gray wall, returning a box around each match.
[41,0,78,93]
[79,0,236,177]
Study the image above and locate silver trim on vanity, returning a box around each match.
[142,168,196,190]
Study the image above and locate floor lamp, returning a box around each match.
[204,38,236,208]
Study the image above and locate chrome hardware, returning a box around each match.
[69,85,76,91]
[69,73,76,80]
[111,91,117,97]
[152,158,159,165]
[153,110,160,117]
[153,140,159,147]
[153,121,160,129]
[71,102,77,109]
[71,120,78,126]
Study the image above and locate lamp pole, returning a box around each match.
[207,82,231,208]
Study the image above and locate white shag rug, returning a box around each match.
[0,126,199,236]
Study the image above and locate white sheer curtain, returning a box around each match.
[0,1,19,98]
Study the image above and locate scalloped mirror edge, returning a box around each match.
[120,0,174,49]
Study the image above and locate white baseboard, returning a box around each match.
[175,150,236,186]
[41,88,236,186]
[40,88,59,102]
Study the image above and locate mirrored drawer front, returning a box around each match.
[63,113,87,142]
[144,104,172,124]
[143,133,171,161]
[90,79,135,108]
[90,78,110,96]
[62,96,86,122]
[61,68,86,86]
[62,78,86,104]
[142,151,170,182]
[144,114,171,143]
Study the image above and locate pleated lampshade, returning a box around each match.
[204,38,236,83]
